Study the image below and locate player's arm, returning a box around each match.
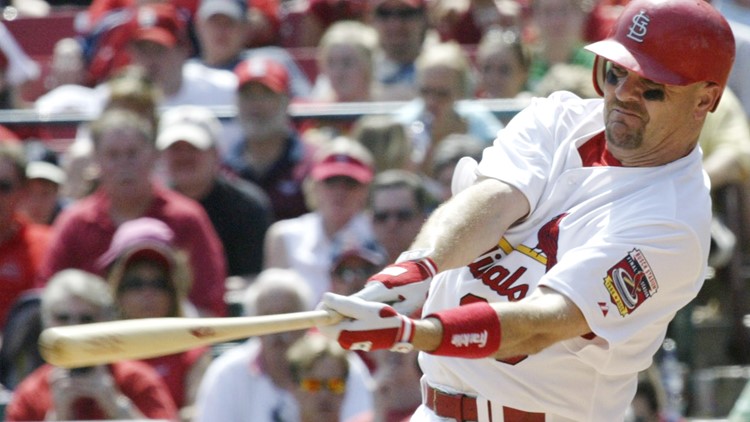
[412,176,530,270]
[412,287,591,359]
[351,176,530,315]
[321,286,591,358]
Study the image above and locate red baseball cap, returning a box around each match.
[97,217,176,271]
[311,153,374,184]
[132,4,187,48]
[233,57,289,94]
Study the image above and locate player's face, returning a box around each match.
[602,62,711,165]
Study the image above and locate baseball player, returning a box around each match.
[317,0,735,420]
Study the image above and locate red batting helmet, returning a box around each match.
[584,0,735,110]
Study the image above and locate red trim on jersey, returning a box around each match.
[578,132,623,167]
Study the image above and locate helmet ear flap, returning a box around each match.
[592,56,607,97]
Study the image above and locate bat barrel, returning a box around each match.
[39,310,342,368]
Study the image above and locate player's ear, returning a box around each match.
[695,83,723,119]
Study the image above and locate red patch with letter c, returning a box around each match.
[603,249,658,317]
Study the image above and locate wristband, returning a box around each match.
[425,302,501,358]
[391,316,416,353]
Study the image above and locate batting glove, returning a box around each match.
[354,251,437,316]
[318,293,416,353]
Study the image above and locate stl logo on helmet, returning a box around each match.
[626,10,650,43]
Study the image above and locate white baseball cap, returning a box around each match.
[156,105,222,151]
[26,161,66,185]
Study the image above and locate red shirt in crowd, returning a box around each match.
[41,184,228,316]
[0,215,50,329]
[5,361,179,421]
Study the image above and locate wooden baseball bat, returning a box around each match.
[39,310,342,368]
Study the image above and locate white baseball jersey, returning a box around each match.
[419,91,711,421]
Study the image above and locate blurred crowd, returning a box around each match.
[0,0,749,420]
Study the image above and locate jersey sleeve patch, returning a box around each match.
[603,248,658,317]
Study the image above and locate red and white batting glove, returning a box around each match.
[318,293,416,353]
[354,250,438,316]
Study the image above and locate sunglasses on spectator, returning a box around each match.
[299,377,347,395]
[119,276,170,292]
[375,7,424,19]
[53,313,97,324]
[0,179,17,194]
[373,209,417,223]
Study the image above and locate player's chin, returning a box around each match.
[605,123,642,150]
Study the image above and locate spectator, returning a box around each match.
[428,133,485,202]
[224,56,316,221]
[193,0,312,99]
[263,136,377,302]
[193,268,373,422]
[58,139,98,203]
[370,0,430,101]
[157,104,273,277]
[525,0,595,91]
[41,108,228,317]
[5,268,178,421]
[431,0,524,45]
[102,65,161,128]
[285,0,369,48]
[35,64,158,138]
[102,217,212,419]
[474,29,531,99]
[127,2,237,108]
[625,368,665,422]
[300,20,380,143]
[393,41,503,175]
[0,142,50,331]
[0,289,44,391]
[85,0,198,30]
[330,241,388,296]
[309,20,380,103]
[287,331,353,422]
[44,37,87,93]
[17,160,66,226]
[368,169,432,262]
[33,38,97,117]
[698,87,750,193]
[351,114,415,173]
[348,349,422,422]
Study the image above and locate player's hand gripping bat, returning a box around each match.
[39,310,343,368]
